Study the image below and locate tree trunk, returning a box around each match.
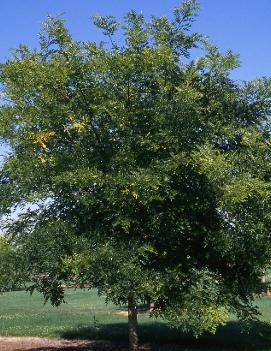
[128,297,139,351]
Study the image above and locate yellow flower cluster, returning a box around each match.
[65,115,87,134]
[32,131,56,150]
[70,122,87,133]
[122,188,140,200]
[38,155,54,164]
[132,191,139,199]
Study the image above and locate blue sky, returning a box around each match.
[0,0,270,81]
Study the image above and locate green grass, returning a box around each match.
[1,289,271,350]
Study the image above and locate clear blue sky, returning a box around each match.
[0,0,271,81]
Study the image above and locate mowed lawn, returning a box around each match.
[1,289,271,350]
[0,289,130,338]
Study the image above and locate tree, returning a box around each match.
[1,1,271,350]
[0,236,25,292]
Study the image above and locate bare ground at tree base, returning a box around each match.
[0,337,187,351]
[0,337,129,351]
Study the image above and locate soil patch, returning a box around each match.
[116,310,129,317]
[0,337,130,351]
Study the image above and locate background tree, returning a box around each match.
[1,1,271,350]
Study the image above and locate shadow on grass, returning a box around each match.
[58,320,271,351]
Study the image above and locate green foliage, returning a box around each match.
[0,236,24,292]
[1,0,271,337]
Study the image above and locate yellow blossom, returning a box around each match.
[132,191,139,199]
[65,120,87,134]
[38,156,46,164]
[33,131,56,150]
[72,122,87,133]
[38,155,54,164]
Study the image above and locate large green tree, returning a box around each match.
[1,1,271,350]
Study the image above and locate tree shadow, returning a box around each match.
[58,320,271,350]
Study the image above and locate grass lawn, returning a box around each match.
[1,289,271,350]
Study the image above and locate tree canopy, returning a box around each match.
[1,1,271,350]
